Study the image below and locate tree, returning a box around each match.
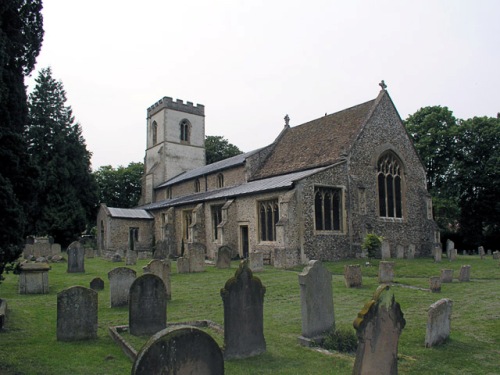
[0,0,43,281]
[205,135,242,164]
[94,162,144,208]
[26,67,98,247]
[454,116,500,248]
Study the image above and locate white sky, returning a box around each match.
[27,0,500,170]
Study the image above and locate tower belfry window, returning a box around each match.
[152,121,158,145]
[180,119,190,142]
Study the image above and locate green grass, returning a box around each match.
[0,256,499,374]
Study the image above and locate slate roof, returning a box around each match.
[251,96,378,180]
[140,166,330,211]
[157,148,263,188]
[108,207,154,219]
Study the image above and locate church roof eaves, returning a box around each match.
[107,207,154,219]
[141,166,329,211]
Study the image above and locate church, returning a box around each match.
[97,84,438,267]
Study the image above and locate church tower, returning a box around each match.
[141,97,205,204]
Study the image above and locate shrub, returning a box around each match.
[321,327,358,353]
[361,233,383,259]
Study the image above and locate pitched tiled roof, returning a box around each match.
[156,148,263,188]
[108,207,154,219]
[252,97,377,180]
[140,166,329,211]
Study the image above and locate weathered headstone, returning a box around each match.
[112,253,122,262]
[249,252,264,272]
[129,274,167,336]
[446,239,454,259]
[89,277,104,291]
[220,260,266,359]
[57,286,97,341]
[378,261,395,283]
[176,257,190,273]
[67,241,85,273]
[425,298,453,347]
[449,249,458,261]
[407,244,415,259]
[429,276,441,293]
[132,326,224,375]
[298,260,335,345]
[396,245,405,259]
[18,263,50,294]
[216,246,232,269]
[188,242,206,272]
[458,265,471,282]
[478,246,485,259]
[487,249,492,256]
[493,251,500,260]
[344,264,362,288]
[352,285,406,375]
[381,240,391,259]
[108,267,136,307]
[434,245,442,262]
[143,259,172,300]
[126,250,137,265]
[440,269,454,283]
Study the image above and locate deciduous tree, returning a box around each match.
[94,162,144,208]
[205,135,242,164]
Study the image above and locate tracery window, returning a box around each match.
[180,119,190,142]
[314,187,343,231]
[259,199,279,241]
[377,152,404,218]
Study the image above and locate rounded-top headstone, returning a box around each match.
[132,326,224,375]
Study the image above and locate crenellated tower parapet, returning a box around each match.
[147,97,205,118]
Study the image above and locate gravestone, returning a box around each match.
[89,277,104,291]
[112,253,122,262]
[449,249,458,261]
[440,269,454,283]
[129,274,167,336]
[493,251,500,260]
[407,244,415,259]
[126,250,137,265]
[249,252,264,272]
[463,250,467,256]
[396,245,404,259]
[446,239,454,259]
[458,265,471,282]
[220,260,266,359]
[177,257,190,273]
[378,261,395,283]
[108,267,136,307]
[352,285,406,375]
[188,242,206,272]
[0,298,7,330]
[344,265,362,288]
[487,249,492,256]
[57,286,97,341]
[216,246,232,269]
[143,259,172,300]
[381,240,391,259]
[434,245,442,262]
[298,260,334,345]
[478,246,485,259]
[132,326,224,375]
[67,241,85,273]
[429,276,441,293]
[18,263,50,294]
[425,298,453,347]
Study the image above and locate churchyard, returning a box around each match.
[0,255,499,374]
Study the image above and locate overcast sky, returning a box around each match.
[27,0,500,170]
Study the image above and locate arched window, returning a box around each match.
[180,119,190,142]
[217,173,224,188]
[194,179,201,192]
[314,187,342,231]
[377,152,404,218]
[152,121,158,145]
[259,199,279,241]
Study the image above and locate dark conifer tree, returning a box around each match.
[26,67,98,247]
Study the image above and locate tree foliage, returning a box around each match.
[26,67,98,247]
[0,0,43,281]
[94,162,144,208]
[205,135,242,164]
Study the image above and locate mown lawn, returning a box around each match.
[0,255,499,374]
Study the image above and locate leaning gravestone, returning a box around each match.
[344,265,362,288]
[57,286,97,341]
[425,298,453,348]
[352,285,406,375]
[67,241,85,273]
[249,252,264,272]
[108,267,136,307]
[132,326,224,375]
[129,274,167,336]
[143,259,172,300]
[216,246,232,269]
[89,277,104,291]
[378,261,395,283]
[297,260,334,346]
[440,269,454,283]
[220,260,266,359]
[458,265,471,282]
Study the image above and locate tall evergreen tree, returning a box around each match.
[0,0,43,281]
[26,67,98,247]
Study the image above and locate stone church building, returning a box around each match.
[97,85,438,267]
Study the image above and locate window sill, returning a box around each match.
[378,217,404,223]
[314,230,345,236]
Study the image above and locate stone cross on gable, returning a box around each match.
[284,114,290,127]
[379,80,387,90]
